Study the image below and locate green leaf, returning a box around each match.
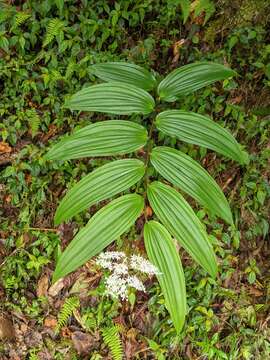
[180,0,190,23]
[158,62,236,101]
[91,62,157,91]
[53,194,144,282]
[144,221,186,333]
[147,181,217,277]
[156,110,248,164]
[55,159,145,225]
[45,120,148,161]
[150,146,233,224]
[65,82,155,115]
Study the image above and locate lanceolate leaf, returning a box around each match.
[54,159,145,225]
[144,221,186,333]
[91,62,157,91]
[147,182,217,277]
[180,0,190,23]
[53,194,144,282]
[150,147,233,224]
[156,110,248,164]
[45,120,148,160]
[158,62,236,101]
[65,82,155,115]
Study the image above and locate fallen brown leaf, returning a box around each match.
[125,328,139,360]
[230,95,243,104]
[20,323,28,334]
[71,331,99,355]
[171,39,185,65]
[61,326,72,338]
[24,330,43,347]
[37,349,53,360]
[37,274,49,297]
[0,314,16,340]
[44,316,57,329]
[41,124,58,143]
[48,278,65,297]
[145,206,153,218]
[0,142,12,154]
[248,287,264,297]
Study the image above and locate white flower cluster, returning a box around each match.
[96,251,161,300]
[130,254,162,275]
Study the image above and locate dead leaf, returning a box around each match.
[48,278,65,297]
[248,287,264,297]
[4,194,12,203]
[24,330,43,347]
[171,39,185,64]
[37,274,49,297]
[41,124,58,143]
[73,309,85,329]
[230,95,243,104]
[8,349,21,360]
[70,274,90,296]
[0,314,16,340]
[25,173,32,184]
[145,206,153,218]
[61,326,72,338]
[125,328,139,360]
[71,331,99,355]
[0,142,12,154]
[20,323,28,334]
[37,349,53,360]
[44,316,57,329]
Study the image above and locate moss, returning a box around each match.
[204,0,270,43]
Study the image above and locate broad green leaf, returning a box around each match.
[144,221,186,333]
[91,62,157,91]
[156,110,248,164]
[150,147,233,224]
[147,181,217,277]
[65,82,155,115]
[180,0,190,23]
[45,120,148,160]
[54,159,145,225]
[53,194,144,282]
[158,62,236,101]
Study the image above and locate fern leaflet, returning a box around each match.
[26,109,40,138]
[43,18,65,48]
[15,12,31,26]
[56,296,80,333]
[102,325,123,360]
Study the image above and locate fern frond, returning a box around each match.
[4,276,16,295]
[50,69,63,83]
[43,18,65,48]
[65,61,76,79]
[26,109,40,138]
[28,353,39,360]
[81,314,97,331]
[56,296,80,333]
[0,3,12,22]
[102,325,123,360]
[15,12,31,26]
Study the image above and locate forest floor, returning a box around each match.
[0,1,269,359]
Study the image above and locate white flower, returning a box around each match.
[96,251,126,270]
[105,273,128,300]
[113,263,129,275]
[127,275,145,292]
[95,258,114,270]
[130,255,161,275]
[96,251,161,301]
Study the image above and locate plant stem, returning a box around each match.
[143,114,156,222]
